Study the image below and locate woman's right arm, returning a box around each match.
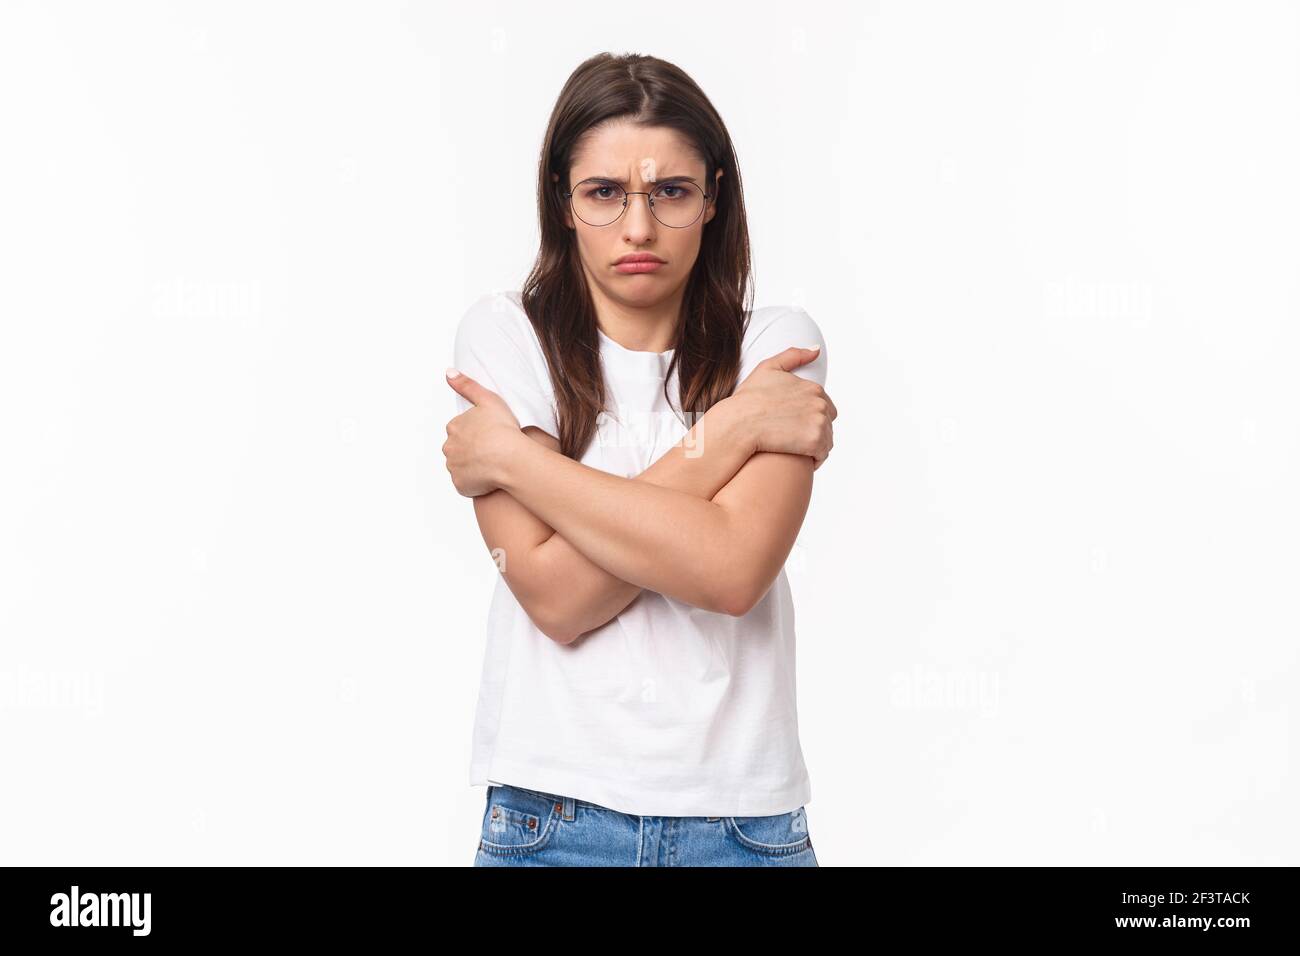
[449,295,782,642]
[468,395,759,644]
[468,351,833,643]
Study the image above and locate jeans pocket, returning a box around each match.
[477,784,560,858]
[724,806,814,856]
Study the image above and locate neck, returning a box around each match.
[587,281,684,353]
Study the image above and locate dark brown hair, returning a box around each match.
[520,52,753,460]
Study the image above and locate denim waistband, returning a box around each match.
[490,782,724,821]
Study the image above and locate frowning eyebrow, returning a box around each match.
[579,174,700,186]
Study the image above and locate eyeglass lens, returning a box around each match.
[569,179,707,228]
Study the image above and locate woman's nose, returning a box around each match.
[621,192,657,238]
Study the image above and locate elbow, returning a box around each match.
[713,575,762,618]
[713,561,783,617]
[507,571,580,644]
[530,600,581,645]
[542,626,579,646]
[718,593,758,618]
[535,612,579,645]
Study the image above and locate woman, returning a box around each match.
[442,52,836,866]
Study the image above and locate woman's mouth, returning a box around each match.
[614,260,665,274]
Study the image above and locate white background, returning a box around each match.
[1,1,1296,865]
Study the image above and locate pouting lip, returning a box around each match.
[614,252,667,265]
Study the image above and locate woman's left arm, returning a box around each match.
[486,430,813,616]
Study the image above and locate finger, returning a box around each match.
[753,345,821,374]
[444,368,492,406]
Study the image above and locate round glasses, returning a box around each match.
[564,178,712,228]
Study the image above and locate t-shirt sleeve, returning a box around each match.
[736,306,828,389]
[451,293,559,439]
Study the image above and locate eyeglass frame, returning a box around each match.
[562,177,715,229]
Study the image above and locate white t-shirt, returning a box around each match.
[451,289,827,817]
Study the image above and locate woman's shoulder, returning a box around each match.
[742,303,821,340]
[451,290,558,432]
[740,304,826,358]
[459,288,528,328]
[455,289,541,350]
[739,304,827,384]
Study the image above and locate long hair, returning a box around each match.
[519,52,754,461]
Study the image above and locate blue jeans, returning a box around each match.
[473,783,819,867]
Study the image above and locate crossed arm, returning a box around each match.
[469,398,813,643]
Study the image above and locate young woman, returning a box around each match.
[442,52,837,867]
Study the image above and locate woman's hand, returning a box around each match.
[730,347,837,470]
[442,369,527,497]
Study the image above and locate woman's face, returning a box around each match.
[555,120,723,311]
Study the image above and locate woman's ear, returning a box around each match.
[704,168,724,224]
[553,171,574,230]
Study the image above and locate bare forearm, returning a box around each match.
[497,411,750,613]
[634,398,757,500]
[532,399,757,636]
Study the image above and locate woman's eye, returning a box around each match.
[585,185,618,200]
[658,185,684,199]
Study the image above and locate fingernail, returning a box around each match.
[446,367,461,378]
[804,344,821,352]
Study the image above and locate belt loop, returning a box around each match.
[562,795,576,821]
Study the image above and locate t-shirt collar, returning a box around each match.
[597,326,675,379]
